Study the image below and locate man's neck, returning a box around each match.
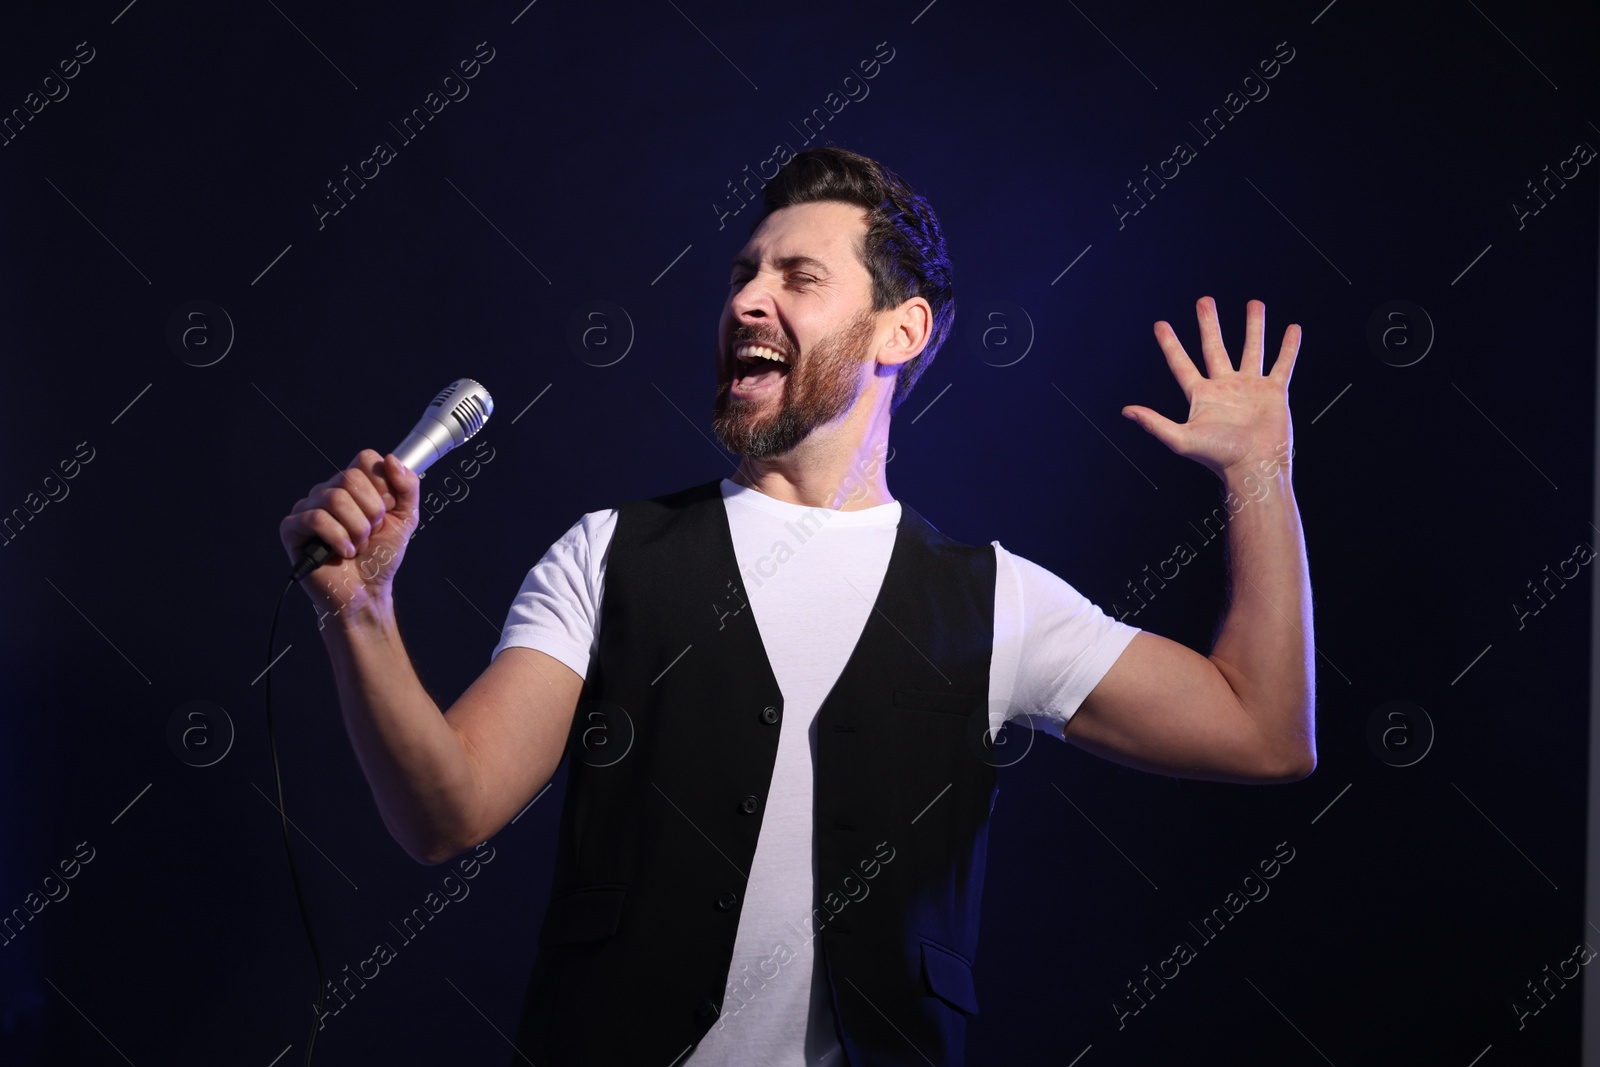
[731,430,894,511]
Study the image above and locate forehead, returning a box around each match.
[734,200,871,273]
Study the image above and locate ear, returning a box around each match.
[877,296,932,368]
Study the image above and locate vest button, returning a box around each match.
[760,706,780,725]
[740,795,759,815]
[694,998,719,1022]
[716,891,738,911]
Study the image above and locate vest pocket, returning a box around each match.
[920,938,980,1015]
[538,884,627,947]
[893,688,983,716]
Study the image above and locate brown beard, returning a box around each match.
[711,308,878,459]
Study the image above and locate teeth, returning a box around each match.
[734,343,788,364]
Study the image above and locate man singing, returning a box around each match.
[279,145,1315,1066]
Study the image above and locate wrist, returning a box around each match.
[1220,441,1294,487]
[317,588,399,643]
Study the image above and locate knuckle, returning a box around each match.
[311,513,346,543]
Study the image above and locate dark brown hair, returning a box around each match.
[755,146,953,413]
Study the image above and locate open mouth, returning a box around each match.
[731,341,792,394]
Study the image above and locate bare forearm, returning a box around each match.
[319,597,477,863]
[1208,459,1316,774]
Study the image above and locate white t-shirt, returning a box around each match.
[491,478,1141,1066]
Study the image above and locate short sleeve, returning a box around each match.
[995,544,1141,740]
[489,509,616,679]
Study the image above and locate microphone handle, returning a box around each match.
[290,538,337,582]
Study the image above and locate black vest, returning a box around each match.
[512,479,999,1065]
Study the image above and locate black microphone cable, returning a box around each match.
[261,378,492,1064]
[266,570,328,1066]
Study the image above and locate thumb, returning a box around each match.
[385,453,422,525]
[1121,405,1186,451]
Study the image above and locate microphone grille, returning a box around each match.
[422,377,494,444]
[449,390,490,440]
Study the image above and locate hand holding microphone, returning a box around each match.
[278,378,493,615]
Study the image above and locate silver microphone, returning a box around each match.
[391,378,494,476]
[290,378,494,580]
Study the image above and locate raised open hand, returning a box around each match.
[1121,296,1300,480]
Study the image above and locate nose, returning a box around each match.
[729,270,774,323]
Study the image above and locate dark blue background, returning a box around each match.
[1,0,1595,1063]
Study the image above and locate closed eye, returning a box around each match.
[728,270,822,287]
